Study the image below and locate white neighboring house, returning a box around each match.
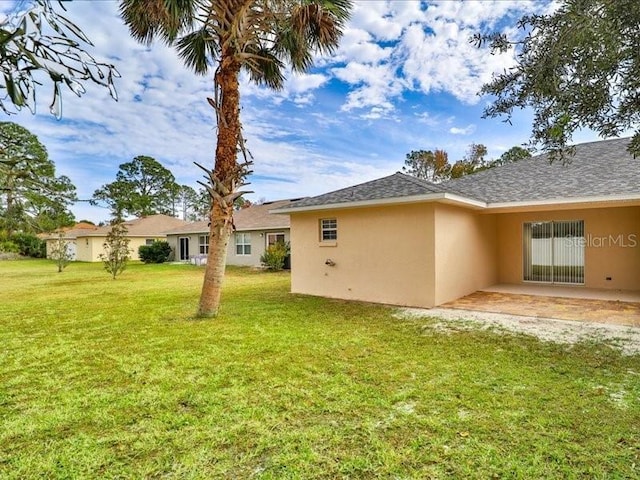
[164,199,298,267]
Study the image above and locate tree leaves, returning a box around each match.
[0,1,120,117]
[477,0,640,159]
[0,122,76,235]
[92,155,180,218]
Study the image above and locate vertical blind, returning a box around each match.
[523,220,585,284]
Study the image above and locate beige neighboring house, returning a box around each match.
[62,214,189,262]
[164,199,298,267]
[43,222,99,260]
[275,137,640,309]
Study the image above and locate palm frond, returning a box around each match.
[176,27,218,74]
[275,0,351,72]
[241,45,286,90]
[273,26,314,72]
[119,0,197,45]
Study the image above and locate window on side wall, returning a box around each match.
[199,235,209,254]
[235,232,251,255]
[145,239,155,245]
[320,218,337,241]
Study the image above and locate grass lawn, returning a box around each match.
[1,260,639,479]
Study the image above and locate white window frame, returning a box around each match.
[320,218,337,242]
[199,235,209,255]
[235,232,251,256]
[266,232,286,247]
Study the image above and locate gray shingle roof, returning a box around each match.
[280,137,639,211]
[443,137,639,203]
[281,172,445,209]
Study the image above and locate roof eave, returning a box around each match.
[485,193,640,212]
[273,192,486,213]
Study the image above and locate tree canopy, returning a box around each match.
[0,1,119,116]
[492,146,532,167]
[402,150,450,183]
[92,156,180,217]
[476,0,640,158]
[450,143,488,179]
[0,122,76,235]
[402,143,531,182]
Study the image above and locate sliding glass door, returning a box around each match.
[523,221,584,284]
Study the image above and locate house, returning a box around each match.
[69,214,188,262]
[274,137,640,308]
[43,222,99,260]
[164,199,298,267]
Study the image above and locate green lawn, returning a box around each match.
[1,260,639,479]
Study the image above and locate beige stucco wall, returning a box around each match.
[496,206,640,290]
[76,236,103,262]
[45,239,77,260]
[75,236,164,262]
[290,203,436,307]
[433,204,498,305]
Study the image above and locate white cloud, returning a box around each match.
[450,124,476,135]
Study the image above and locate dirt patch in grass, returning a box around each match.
[397,307,640,355]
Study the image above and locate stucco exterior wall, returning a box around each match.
[496,206,640,290]
[75,236,164,262]
[433,204,498,305]
[45,239,78,260]
[290,203,436,307]
[166,229,290,267]
[166,234,199,261]
[226,229,290,267]
[75,236,103,262]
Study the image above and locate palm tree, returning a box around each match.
[119,0,351,316]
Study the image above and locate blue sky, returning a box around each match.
[2,0,604,223]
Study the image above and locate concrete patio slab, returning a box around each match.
[442,291,640,327]
[482,284,640,303]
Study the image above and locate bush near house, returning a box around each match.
[260,241,289,271]
[0,240,19,253]
[138,241,172,264]
[0,232,45,258]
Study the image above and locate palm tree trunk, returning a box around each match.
[198,202,232,316]
[197,56,241,317]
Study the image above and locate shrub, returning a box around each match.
[138,241,172,264]
[0,240,19,253]
[260,241,289,271]
[100,220,130,279]
[10,233,46,258]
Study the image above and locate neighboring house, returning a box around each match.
[275,137,640,309]
[71,214,188,262]
[164,199,298,267]
[43,222,99,260]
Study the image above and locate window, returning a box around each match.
[320,218,337,241]
[235,232,251,255]
[145,239,155,246]
[523,220,584,284]
[199,235,209,254]
[266,232,285,247]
